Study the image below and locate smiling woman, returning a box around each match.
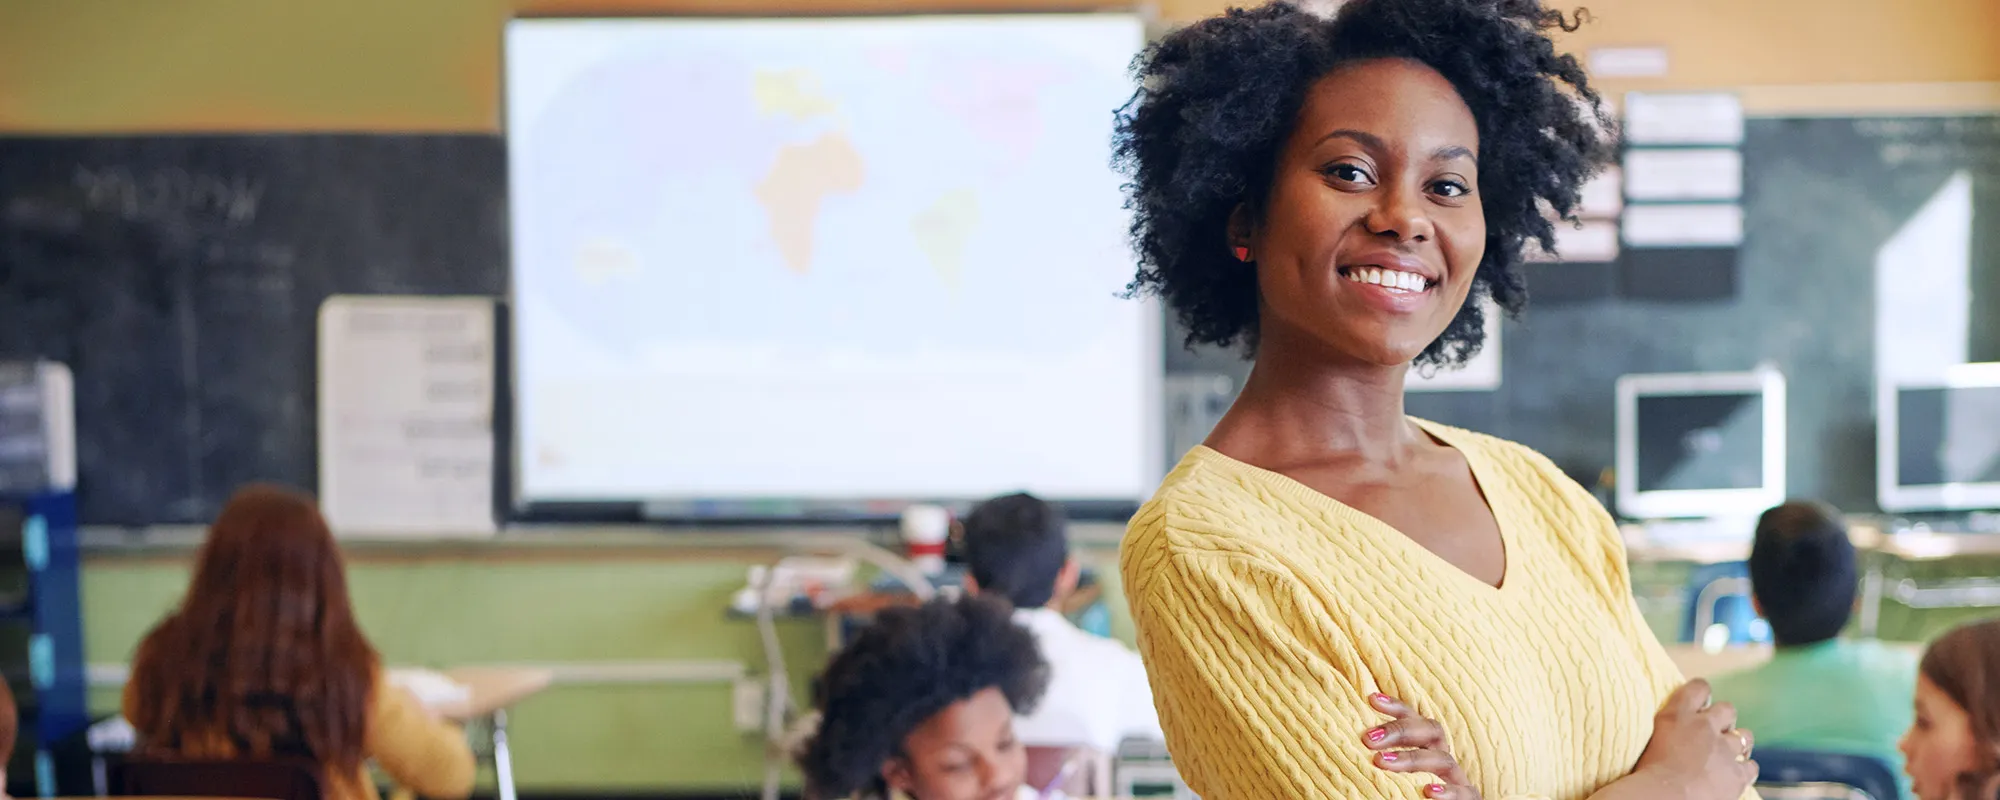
[1114,1,1760,799]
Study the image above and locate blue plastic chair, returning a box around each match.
[1680,560,1770,645]
[1753,748,1902,800]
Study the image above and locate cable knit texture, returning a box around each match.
[1123,418,1752,800]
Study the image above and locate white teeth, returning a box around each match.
[1343,267,1429,293]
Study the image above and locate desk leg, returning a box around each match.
[492,709,517,800]
[1860,566,1884,638]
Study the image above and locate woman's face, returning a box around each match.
[1900,674,1988,800]
[1245,57,1485,367]
[882,687,1026,800]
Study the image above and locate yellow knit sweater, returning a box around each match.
[1123,419,1747,800]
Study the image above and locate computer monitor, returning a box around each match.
[1878,363,2000,513]
[1615,370,1786,520]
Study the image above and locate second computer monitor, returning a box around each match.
[1615,370,1787,520]
[1878,363,2000,513]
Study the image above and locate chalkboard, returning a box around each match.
[1170,115,2000,513]
[0,136,506,524]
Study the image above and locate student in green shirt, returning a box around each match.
[1709,500,1918,788]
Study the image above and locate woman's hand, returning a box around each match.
[1363,693,1483,800]
[1630,680,1757,800]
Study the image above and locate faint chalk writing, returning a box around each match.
[1858,116,2000,170]
[71,165,263,226]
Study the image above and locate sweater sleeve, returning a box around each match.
[1123,503,1451,800]
[1540,455,1764,800]
[1128,555,1405,798]
[366,680,477,800]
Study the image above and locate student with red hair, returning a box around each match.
[124,484,474,800]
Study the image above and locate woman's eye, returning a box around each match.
[1323,164,1373,184]
[1431,179,1471,197]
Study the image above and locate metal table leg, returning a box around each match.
[1859,565,1884,638]
[492,708,517,800]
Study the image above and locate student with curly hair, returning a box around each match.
[1115,1,1758,798]
[795,595,1054,800]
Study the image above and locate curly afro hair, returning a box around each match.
[795,595,1050,799]
[1114,0,1613,366]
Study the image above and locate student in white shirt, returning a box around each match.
[795,595,1066,800]
[961,493,1164,754]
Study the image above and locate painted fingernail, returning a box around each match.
[1366,727,1387,743]
[1379,751,1398,763]
[1428,784,1447,797]
[1370,693,1392,706]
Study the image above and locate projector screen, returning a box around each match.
[506,15,1159,510]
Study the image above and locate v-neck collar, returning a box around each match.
[1188,417,1522,596]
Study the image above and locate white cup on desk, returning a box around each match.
[901,504,951,576]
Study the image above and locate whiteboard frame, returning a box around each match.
[500,13,1162,519]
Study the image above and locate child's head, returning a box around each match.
[797,595,1050,800]
[1902,618,2000,800]
[128,484,379,771]
[962,493,1074,610]
[1746,500,1858,646]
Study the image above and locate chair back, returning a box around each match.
[112,757,325,800]
[1753,748,1901,800]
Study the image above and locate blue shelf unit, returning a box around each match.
[1,490,88,798]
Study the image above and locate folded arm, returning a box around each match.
[1127,548,1435,799]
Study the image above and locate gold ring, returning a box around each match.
[1731,729,1752,762]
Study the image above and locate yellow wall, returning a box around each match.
[0,0,1995,134]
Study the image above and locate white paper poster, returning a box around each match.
[1579,166,1626,217]
[1624,149,1743,201]
[1408,299,1502,392]
[1588,46,1670,78]
[1622,204,1745,247]
[1624,92,1745,146]
[1525,219,1621,263]
[318,296,496,536]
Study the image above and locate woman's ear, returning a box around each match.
[1226,202,1257,262]
[882,757,914,795]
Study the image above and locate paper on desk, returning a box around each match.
[318,296,497,536]
[387,668,473,708]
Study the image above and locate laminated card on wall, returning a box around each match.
[318,296,496,536]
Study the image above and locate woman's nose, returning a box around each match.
[1364,183,1434,244]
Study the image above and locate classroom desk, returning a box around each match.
[389,667,553,800]
[1665,643,1777,679]
[1665,642,1923,680]
[1858,531,2000,637]
[1622,521,1885,566]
